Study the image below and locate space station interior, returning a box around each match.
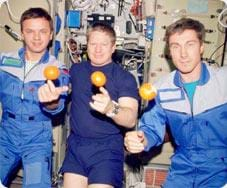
[0,0,227,187]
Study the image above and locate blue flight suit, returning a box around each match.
[139,62,227,187]
[0,48,69,188]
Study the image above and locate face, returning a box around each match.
[169,29,204,82]
[21,18,53,60]
[87,30,116,67]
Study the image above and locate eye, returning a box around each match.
[40,30,49,34]
[25,29,33,34]
[170,44,179,50]
[89,42,96,46]
[187,42,195,46]
[186,40,200,48]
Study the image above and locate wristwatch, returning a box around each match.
[106,100,120,118]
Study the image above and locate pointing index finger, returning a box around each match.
[99,86,109,96]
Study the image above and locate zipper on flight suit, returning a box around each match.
[21,61,39,100]
[21,64,26,99]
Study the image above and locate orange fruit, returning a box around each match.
[139,83,157,100]
[91,71,106,87]
[44,66,60,80]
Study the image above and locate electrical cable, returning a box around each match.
[207,41,225,66]
[128,13,137,31]
[4,0,51,24]
[208,42,225,61]
[5,0,20,23]
[221,28,227,66]
[218,7,227,28]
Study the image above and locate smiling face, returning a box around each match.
[87,30,116,67]
[21,18,53,60]
[169,29,204,82]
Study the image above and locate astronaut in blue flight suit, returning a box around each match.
[124,18,227,187]
[0,8,69,188]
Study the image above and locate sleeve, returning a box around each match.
[118,70,139,100]
[138,101,167,151]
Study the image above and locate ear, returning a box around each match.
[50,31,53,40]
[200,43,204,54]
[111,43,116,54]
[21,31,24,40]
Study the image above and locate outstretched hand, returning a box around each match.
[124,130,146,153]
[89,86,113,114]
[38,80,69,103]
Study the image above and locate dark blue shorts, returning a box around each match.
[61,134,124,187]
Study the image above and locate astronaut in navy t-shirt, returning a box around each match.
[61,23,139,188]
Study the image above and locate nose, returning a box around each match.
[33,32,41,40]
[94,44,102,52]
[180,46,188,57]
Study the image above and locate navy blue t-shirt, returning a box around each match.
[69,61,139,138]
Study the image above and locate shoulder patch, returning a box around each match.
[1,56,23,67]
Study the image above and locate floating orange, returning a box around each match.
[44,66,60,80]
[139,83,157,101]
[91,71,106,87]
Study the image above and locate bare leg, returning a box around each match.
[88,184,114,188]
[63,173,88,188]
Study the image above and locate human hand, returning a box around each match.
[89,86,113,114]
[38,80,69,103]
[124,130,145,153]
